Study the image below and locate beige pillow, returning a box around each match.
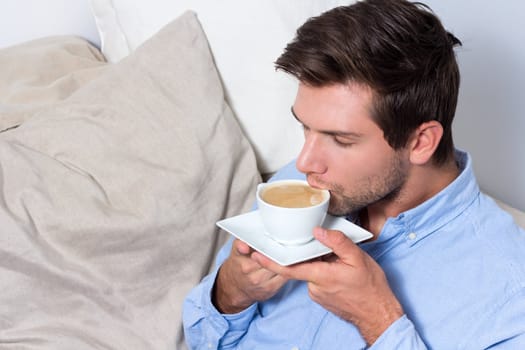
[0,36,107,131]
[0,11,260,350]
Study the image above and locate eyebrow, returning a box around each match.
[290,106,364,138]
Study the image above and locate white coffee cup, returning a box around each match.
[256,179,330,245]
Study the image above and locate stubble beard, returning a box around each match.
[324,153,409,217]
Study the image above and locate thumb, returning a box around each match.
[313,227,361,264]
[233,239,253,255]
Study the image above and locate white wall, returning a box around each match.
[0,0,100,49]
[425,0,525,211]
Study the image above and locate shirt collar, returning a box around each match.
[360,149,480,259]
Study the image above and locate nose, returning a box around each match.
[296,133,326,175]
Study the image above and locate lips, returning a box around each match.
[306,175,328,192]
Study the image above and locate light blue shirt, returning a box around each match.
[183,150,525,349]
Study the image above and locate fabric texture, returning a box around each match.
[183,150,525,349]
[0,11,260,350]
[0,35,107,132]
[494,198,525,228]
[88,0,355,174]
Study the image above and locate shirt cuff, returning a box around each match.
[369,314,427,349]
[201,265,258,336]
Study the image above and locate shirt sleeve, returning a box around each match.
[467,287,525,349]
[182,238,259,349]
[182,160,304,349]
[369,315,428,349]
[370,288,525,350]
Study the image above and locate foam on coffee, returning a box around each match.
[261,183,325,208]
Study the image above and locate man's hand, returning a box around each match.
[213,239,289,314]
[252,227,404,345]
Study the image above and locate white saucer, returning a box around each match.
[216,210,373,266]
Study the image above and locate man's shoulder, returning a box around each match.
[476,192,524,231]
[465,192,525,262]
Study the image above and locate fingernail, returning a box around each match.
[314,227,327,240]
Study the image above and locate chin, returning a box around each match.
[328,195,366,217]
[327,198,350,217]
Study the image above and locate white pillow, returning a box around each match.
[89,0,353,174]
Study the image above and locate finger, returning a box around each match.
[264,272,289,290]
[233,239,253,256]
[248,263,281,283]
[250,251,279,270]
[313,227,362,265]
[320,253,339,263]
[251,251,321,282]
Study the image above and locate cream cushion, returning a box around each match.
[0,35,106,131]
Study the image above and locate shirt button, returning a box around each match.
[291,347,299,350]
[408,232,417,240]
[208,343,213,349]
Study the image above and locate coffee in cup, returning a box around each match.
[257,179,330,245]
[260,182,326,208]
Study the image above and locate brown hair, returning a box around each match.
[275,0,462,165]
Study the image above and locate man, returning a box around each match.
[183,0,525,348]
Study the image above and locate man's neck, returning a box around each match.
[361,160,460,237]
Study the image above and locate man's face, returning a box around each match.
[292,83,410,216]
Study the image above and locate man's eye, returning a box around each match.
[333,137,354,147]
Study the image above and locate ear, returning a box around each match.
[408,121,443,165]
